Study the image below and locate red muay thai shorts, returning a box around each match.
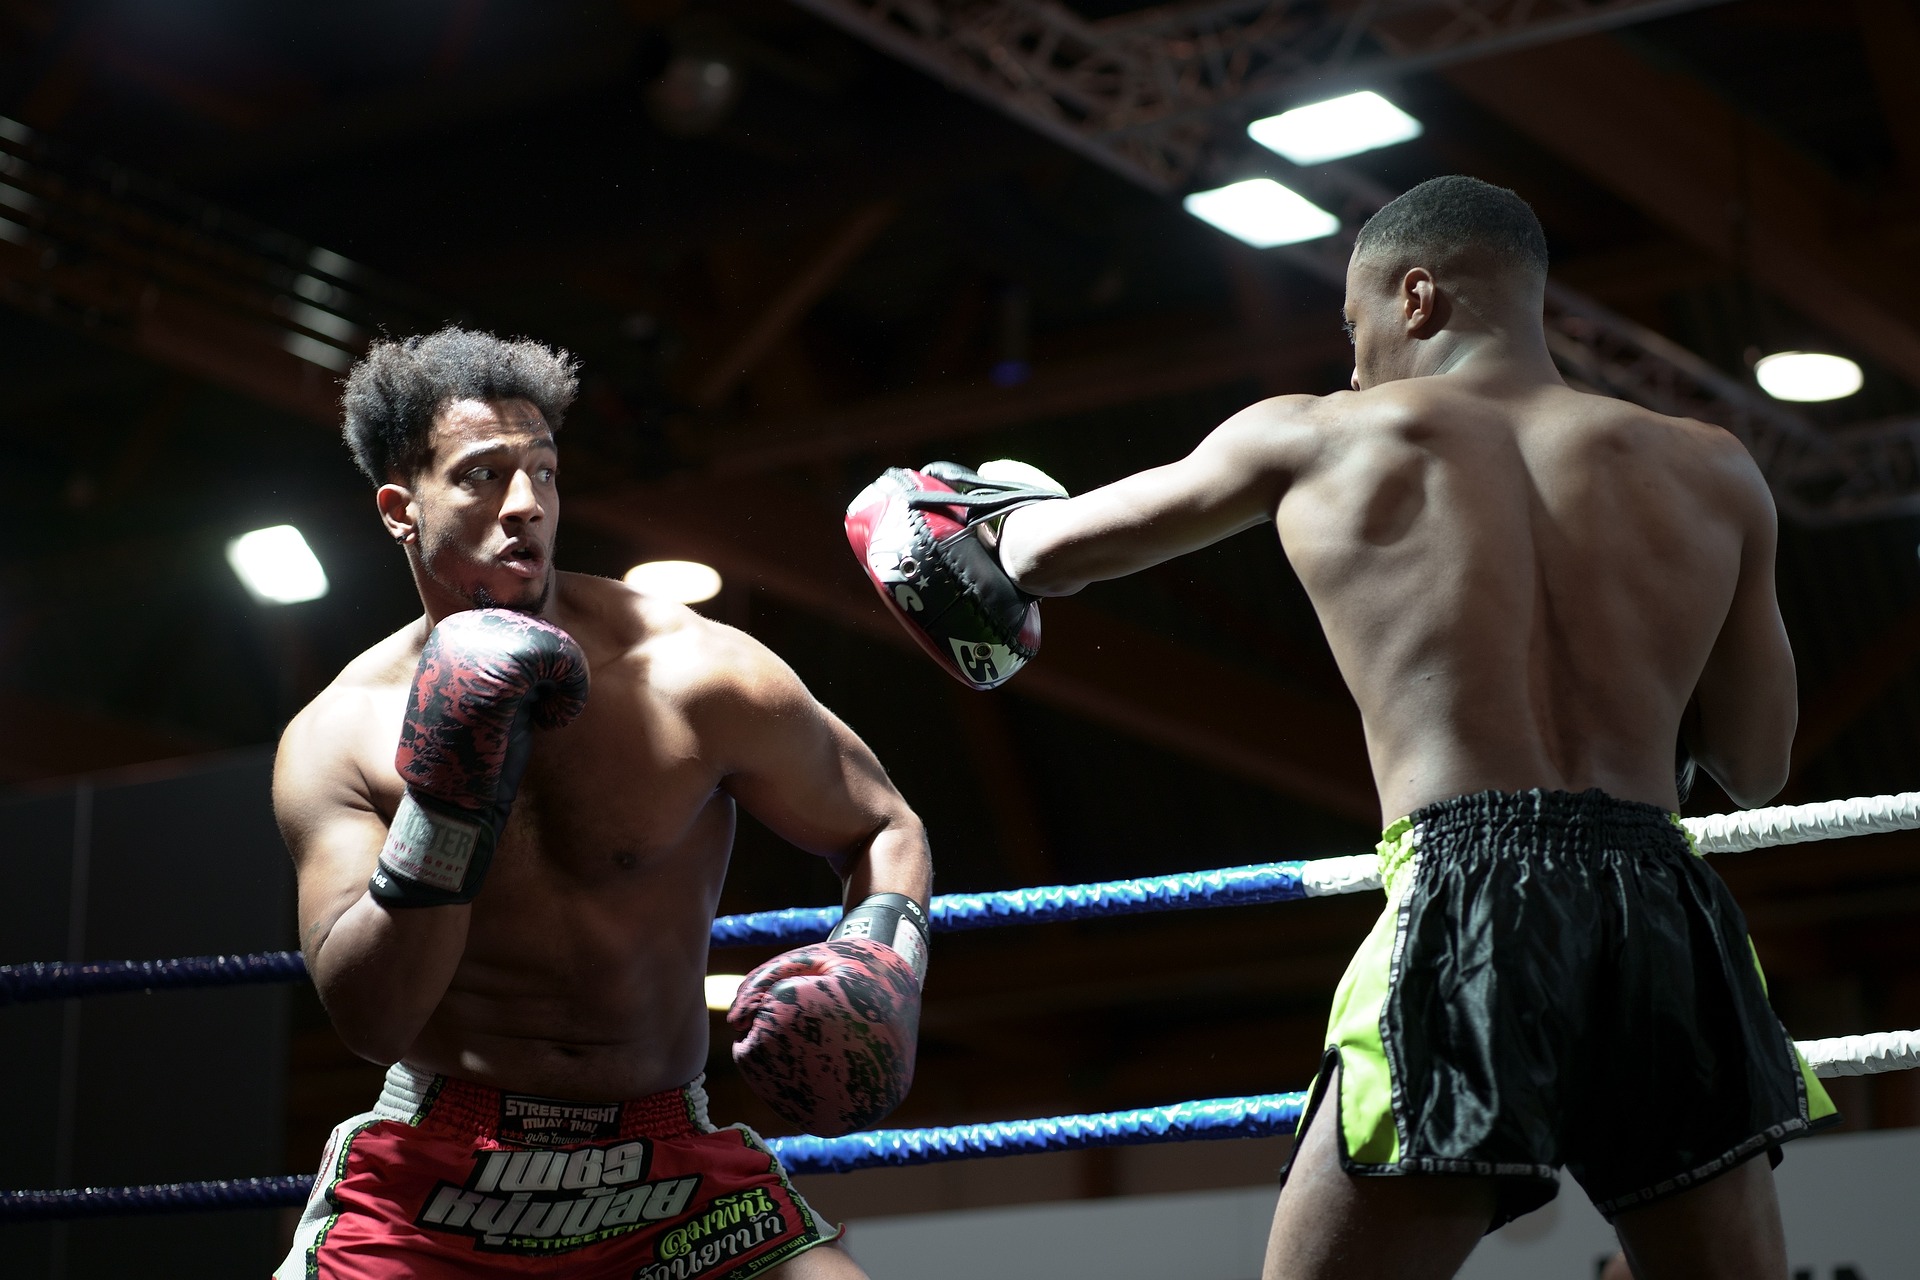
[276,1063,839,1279]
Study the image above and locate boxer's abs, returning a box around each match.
[1283,397,1742,821]
[402,796,736,1101]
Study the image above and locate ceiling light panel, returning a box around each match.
[624,560,724,604]
[1182,179,1341,248]
[1754,352,1863,403]
[1248,91,1424,166]
[227,525,329,605]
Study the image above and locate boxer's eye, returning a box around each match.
[1342,319,1356,346]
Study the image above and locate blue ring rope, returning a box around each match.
[0,861,1314,1006]
[0,1093,1307,1221]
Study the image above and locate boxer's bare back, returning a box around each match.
[998,237,1800,1278]
[1004,282,1793,826]
[276,403,929,1105]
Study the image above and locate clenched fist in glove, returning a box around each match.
[728,893,930,1136]
[369,609,590,908]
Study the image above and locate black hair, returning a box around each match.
[340,327,580,483]
[1353,175,1549,281]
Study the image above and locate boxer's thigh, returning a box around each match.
[1611,1151,1787,1280]
[1263,1064,1493,1280]
[767,1239,869,1278]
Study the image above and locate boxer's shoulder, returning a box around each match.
[275,621,426,814]
[555,571,799,720]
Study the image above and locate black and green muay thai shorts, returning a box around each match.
[1284,787,1837,1228]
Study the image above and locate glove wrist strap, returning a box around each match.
[830,892,930,983]
[368,790,491,908]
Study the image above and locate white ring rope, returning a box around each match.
[1799,1030,1920,1079]
[1683,791,1920,854]
[1295,792,1920,899]
[1295,793,1920,1078]
[1298,854,1383,896]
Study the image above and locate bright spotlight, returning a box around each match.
[623,560,723,604]
[1248,90,1424,166]
[1182,179,1341,249]
[1753,352,1863,403]
[227,525,329,605]
[704,974,745,1011]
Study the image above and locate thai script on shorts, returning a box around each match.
[414,1138,701,1254]
[634,1188,788,1280]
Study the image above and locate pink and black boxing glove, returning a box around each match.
[369,609,589,908]
[728,893,930,1136]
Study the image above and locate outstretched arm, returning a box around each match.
[701,633,931,909]
[998,396,1321,596]
[1690,455,1796,808]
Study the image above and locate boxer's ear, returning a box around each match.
[1400,267,1445,337]
[376,482,418,546]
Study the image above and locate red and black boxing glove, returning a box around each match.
[369,609,590,908]
[728,893,930,1136]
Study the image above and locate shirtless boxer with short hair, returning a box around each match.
[274,327,930,1278]
[855,176,1834,1280]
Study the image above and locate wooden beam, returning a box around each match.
[1853,0,1920,190]
[1789,599,1920,779]
[567,482,1378,822]
[945,685,1060,887]
[688,201,897,410]
[686,319,1351,476]
[1551,239,1729,307]
[1447,35,1920,387]
[0,236,339,426]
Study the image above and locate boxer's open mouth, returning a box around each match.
[500,543,544,576]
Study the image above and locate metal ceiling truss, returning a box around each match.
[796,2,1920,524]
[0,114,443,395]
[787,0,1732,191]
[1541,285,1920,526]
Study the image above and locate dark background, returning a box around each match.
[1,0,1918,1271]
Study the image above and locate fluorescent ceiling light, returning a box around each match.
[282,331,352,371]
[1248,90,1424,166]
[704,974,744,1011]
[1182,179,1341,249]
[227,525,329,604]
[624,559,723,604]
[1754,351,1862,402]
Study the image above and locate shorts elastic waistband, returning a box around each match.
[1377,788,1688,889]
[1407,787,1678,840]
[376,1062,714,1147]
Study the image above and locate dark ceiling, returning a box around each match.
[3,0,1919,1183]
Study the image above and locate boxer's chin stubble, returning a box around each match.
[418,525,553,615]
[470,575,552,615]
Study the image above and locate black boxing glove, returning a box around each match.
[1675,697,1702,807]
[845,459,1067,691]
[369,610,590,908]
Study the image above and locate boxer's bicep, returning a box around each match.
[1693,467,1796,807]
[708,642,928,890]
[274,715,387,963]
[1004,396,1318,594]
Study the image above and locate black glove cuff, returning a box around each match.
[829,892,930,982]
[368,790,492,908]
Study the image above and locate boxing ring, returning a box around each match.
[4,792,1919,1223]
